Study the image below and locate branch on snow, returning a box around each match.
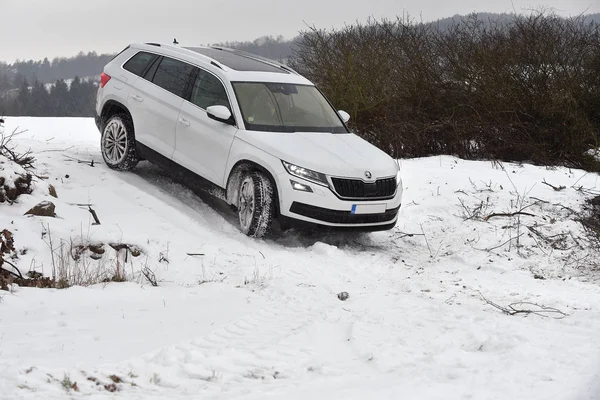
[542,179,566,191]
[479,291,567,319]
[64,155,95,167]
[484,211,535,221]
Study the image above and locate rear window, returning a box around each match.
[123,52,157,76]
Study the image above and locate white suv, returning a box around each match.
[95,43,403,238]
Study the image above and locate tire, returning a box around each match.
[101,113,139,171]
[237,171,275,238]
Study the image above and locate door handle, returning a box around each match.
[179,118,191,127]
[131,94,143,102]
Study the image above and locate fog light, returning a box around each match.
[290,180,313,192]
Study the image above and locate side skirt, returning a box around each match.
[135,143,227,200]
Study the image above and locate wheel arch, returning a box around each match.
[226,160,280,217]
[100,100,132,132]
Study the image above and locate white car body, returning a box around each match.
[95,43,403,234]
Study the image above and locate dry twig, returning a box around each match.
[141,267,158,287]
[484,211,535,221]
[542,179,566,191]
[479,291,567,319]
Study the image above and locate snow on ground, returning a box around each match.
[1,117,600,399]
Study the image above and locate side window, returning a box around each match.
[143,56,161,81]
[123,52,156,76]
[152,57,194,97]
[190,69,231,110]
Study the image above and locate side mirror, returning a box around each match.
[207,105,234,125]
[338,110,350,123]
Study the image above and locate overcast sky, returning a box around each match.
[0,0,598,63]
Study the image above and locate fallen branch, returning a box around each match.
[479,291,567,319]
[484,211,535,221]
[396,231,425,239]
[529,197,549,204]
[542,179,566,191]
[186,253,205,257]
[64,155,95,167]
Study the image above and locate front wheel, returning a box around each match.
[237,172,275,238]
[101,114,139,171]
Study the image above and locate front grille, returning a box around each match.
[290,202,400,224]
[331,177,396,199]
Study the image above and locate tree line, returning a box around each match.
[0,51,115,91]
[0,77,97,117]
[290,11,600,171]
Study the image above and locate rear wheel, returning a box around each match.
[237,171,275,238]
[101,114,139,171]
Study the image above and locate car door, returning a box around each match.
[174,68,237,186]
[128,55,194,158]
[122,51,157,148]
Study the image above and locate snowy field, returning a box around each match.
[1,117,600,399]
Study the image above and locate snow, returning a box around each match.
[0,154,27,190]
[587,148,600,162]
[1,117,600,399]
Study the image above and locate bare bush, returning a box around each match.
[42,225,136,288]
[291,11,600,171]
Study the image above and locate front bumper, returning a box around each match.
[277,173,403,229]
[290,202,400,224]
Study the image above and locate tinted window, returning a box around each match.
[190,70,230,110]
[123,52,156,76]
[143,56,161,81]
[152,57,194,97]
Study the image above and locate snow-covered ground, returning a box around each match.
[1,117,600,400]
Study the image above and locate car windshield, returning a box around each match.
[232,82,348,133]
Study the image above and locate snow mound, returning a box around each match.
[0,154,33,203]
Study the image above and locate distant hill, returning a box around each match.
[210,35,300,63]
[430,12,600,30]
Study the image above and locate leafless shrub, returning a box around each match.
[291,11,600,171]
[0,125,35,169]
[579,195,600,251]
[458,197,492,221]
[42,225,132,287]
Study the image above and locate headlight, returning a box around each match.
[282,161,329,187]
[395,163,402,186]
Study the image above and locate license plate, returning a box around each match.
[351,203,387,215]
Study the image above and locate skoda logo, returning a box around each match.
[365,171,372,179]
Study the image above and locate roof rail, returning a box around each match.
[145,42,161,47]
[159,44,229,71]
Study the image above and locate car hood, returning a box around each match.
[237,131,399,179]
